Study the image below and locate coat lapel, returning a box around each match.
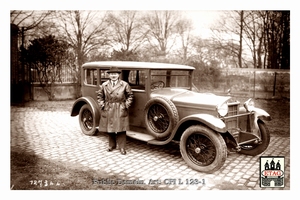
[108,80,122,92]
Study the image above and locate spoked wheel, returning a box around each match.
[79,104,97,136]
[186,133,216,166]
[144,97,179,140]
[180,125,227,173]
[148,104,169,133]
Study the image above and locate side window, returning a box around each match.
[151,70,167,90]
[151,70,167,83]
[100,69,110,84]
[85,69,97,85]
[150,70,190,89]
[169,70,190,87]
[128,70,146,90]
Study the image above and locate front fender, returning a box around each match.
[239,106,271,138]
[176,114,227,133]
[239,107,271,121]
[70,97,100,124]
[253,107,271,121]
[148,113,227,145]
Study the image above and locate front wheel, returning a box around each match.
[180,125,227,173]
[239,120,270,156]
[79,104,97,136]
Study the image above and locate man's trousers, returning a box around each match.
[107,131,127,149]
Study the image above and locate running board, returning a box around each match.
[126,130,156,142]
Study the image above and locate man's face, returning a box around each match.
[109,72,120,81]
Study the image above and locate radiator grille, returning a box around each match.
[227,102,238,116]
[225,102,239,138]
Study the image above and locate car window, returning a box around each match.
[85,69,97,85]
[170,70,190,87]
[100,69,110,84]
[151,70,191,88]
[127,70,146,90]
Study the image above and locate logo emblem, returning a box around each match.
[260,156,285,188]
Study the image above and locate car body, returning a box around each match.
[71,61,271,173]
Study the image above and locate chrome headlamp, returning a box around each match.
[244,98,255,112]
[217,102,228,117]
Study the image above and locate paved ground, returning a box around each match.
[10,101,290,190]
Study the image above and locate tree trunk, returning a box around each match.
[238,11,243,68]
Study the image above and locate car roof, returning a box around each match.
[82,61,195,70]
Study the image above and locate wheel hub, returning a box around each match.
[194,147,201,154]
[153,114,164,121]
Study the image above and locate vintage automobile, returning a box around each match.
[70,61,271,173]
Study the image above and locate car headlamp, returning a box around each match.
[217,102,228,117]
[244,98,255,112]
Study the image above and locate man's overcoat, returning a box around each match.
[96,80,133,133]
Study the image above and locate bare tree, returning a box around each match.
[142,10,182,59]
[55,10,111,97]
[10,10,56,46]
[211,10,290,69]
[174,17,193,64]
[242,11,260,68]
[210,11,245,68]
[235,10,290,69]
[238,11,244,68]
[10,10,54,31]
[263,11,290,69]
[108,11,147,52]
[55,10,110,68]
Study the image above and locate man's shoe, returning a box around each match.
[107,147,116,152]
[120,148,126,155]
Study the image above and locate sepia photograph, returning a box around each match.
[5,0,296,198]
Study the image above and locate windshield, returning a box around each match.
[150,69,192,90]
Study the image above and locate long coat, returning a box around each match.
[96,79,133,133]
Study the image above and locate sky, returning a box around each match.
[184,10,222,38]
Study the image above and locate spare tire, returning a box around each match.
[144,96,179,140]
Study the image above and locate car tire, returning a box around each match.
[180,125,227,173]
[239,120,270,156]
[144,96,179,140]
[79,104,97,136]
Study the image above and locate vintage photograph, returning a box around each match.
[9,6,291,195]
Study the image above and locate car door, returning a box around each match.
[125,69,148,130]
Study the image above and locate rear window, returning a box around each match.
[85,69,97,85]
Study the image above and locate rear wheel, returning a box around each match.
[79,104,97,136]
[180,125,227,173]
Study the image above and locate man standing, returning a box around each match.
[96,66,133,155]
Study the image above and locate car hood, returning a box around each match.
[150,88,231,110]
